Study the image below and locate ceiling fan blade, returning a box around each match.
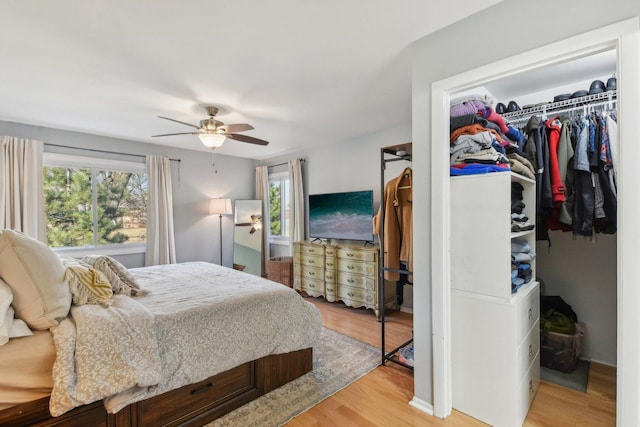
[218,123,254,133]
[151,132,200,137]
[226,133,269,146]
[158,116,201,129]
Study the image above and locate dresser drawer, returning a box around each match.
[325,246,337,257]
[517,320,540,380]
[300,254,324,268]
[337,259,377,276]
[336,247,377,262]
[300,244,325,256]
[325,269,336,283]
[137,362,255,426]
[517,353,540,425]
[337,286,376,305]
[325,256,337,270]
[300,276,325,294]
[336,271,376,291]
[516,285,539,342]
[300,265,323,281]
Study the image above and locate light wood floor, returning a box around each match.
[286,297,617,426]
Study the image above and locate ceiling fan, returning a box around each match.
[236,214,263,234]
[152,106,269,149]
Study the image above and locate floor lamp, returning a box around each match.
[210,198,233,265]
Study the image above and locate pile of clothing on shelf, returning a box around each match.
[449,94,534,177]
[511,238,535,294]
[511,182,534,232]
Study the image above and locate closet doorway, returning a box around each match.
[429,18,640,426]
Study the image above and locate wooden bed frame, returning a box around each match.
[0,348,312,427]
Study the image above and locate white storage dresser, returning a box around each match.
[450,171,540,427]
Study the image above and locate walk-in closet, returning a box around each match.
[447,47,618,426]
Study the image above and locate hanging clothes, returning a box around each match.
[373,167,413,282]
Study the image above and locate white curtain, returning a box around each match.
[0,136,45,241]
[288,158,304,242]
[255,165,270,275]
[146,155,176,266]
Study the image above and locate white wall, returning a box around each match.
[412,0,640,410]
[264,123,414,309]
[0,120,257,268]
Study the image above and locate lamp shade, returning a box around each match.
[199,133,226,148]
[210,198,233,215]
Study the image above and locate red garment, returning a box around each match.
[545,117,565,205]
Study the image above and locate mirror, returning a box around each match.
[233,200,263,276]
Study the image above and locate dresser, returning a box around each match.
[293,241,393,319]
[450,172,540,426]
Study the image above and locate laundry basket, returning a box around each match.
[267,256,293,287]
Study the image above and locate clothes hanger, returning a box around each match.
[398,167,412,190]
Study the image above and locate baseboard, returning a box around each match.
[409,396,433,415]
[399,306,413,314]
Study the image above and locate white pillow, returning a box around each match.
[0,230,71,330]
[0,278,33,345]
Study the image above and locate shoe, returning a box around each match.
[606,77,617,92]
[570,90,589,99]
[589,80,606,95]
[496,102,507,114]
[398,344,414,367]
[553,93,571,102]
[507,101,521,112]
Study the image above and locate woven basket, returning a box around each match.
[267,256,293,287]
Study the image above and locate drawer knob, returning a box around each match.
[346,253,354,257]
[191,382,213,395]
[529,379,534,394]
[529,344,533,358]
[528,308,533,320]
[327,262,334,267]
[309,271,315,276]
[309,260,315,264]
[347,265,354,270]
[348,292,355,297]
[348,278,355,283]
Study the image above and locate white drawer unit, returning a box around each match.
[293,241,394,319]
[451,172,540,426]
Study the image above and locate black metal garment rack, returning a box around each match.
[379,142,414,369]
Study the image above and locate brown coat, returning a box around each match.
[373,168,412,281]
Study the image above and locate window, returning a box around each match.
[268,171,290,244]
[43,153,147,255]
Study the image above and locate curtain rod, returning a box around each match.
[44,143,181,163]
[266,158,306,168]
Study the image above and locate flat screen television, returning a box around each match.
[308,190,374,242]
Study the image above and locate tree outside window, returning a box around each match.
[43,155,147,250]
[269,172,290,243]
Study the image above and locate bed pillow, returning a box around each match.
[0,278,33,345]
[0,230,71,330]
[81,255,146,296]
[61,258,114,308]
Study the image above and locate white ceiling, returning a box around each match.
[0,0,505,160]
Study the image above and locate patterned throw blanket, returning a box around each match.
[49,262,322,416]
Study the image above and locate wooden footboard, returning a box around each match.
[0,348,312,427]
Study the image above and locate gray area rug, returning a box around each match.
[540,359,590,393]
[209,327,380,426]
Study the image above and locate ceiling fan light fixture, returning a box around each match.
[198,133,226,148]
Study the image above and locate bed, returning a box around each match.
[0,230,322,426]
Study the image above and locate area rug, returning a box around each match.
[540,359,590,393]
[209,327,380,426]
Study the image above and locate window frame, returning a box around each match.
[43,152,147,257]
[268,170,290,246]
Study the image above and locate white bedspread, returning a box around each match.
[50,262,322,416]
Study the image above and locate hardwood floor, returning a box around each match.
[286,297,617,426]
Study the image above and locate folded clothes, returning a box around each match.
[511,239,531,253]
[512,252,536,262]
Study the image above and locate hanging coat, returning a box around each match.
[373,168,413,281]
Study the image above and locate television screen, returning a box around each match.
[308,190,374,241]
